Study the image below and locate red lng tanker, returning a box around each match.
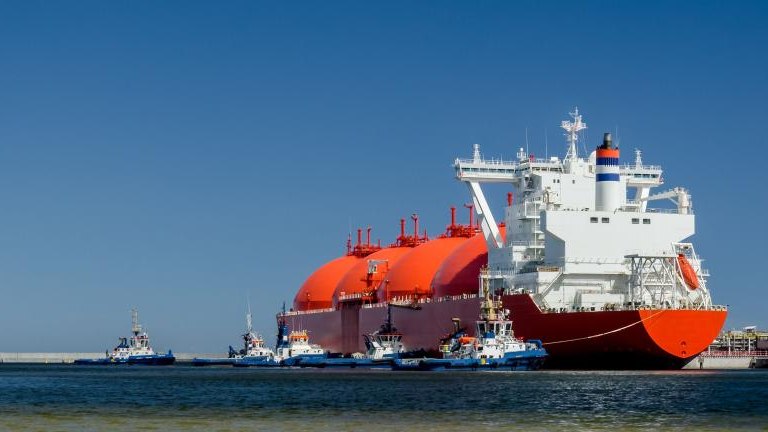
[280,109,726,369]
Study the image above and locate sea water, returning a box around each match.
[0,365,766,431]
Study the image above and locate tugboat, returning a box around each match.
[231,333,280,367]
[274,328,326,367]
[74,309,175,365]
[233,306,322,367]
[300,304,405,368]
[193,304,274,366]
[393,269,547,371]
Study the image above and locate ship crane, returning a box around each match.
[639,187,692,215]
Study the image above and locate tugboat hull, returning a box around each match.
[298,357,394,368]
[281,353,326,367]
[190,357,237,366]
[74,353,175,366]
[232,356,281,367]
[392,348,547,371]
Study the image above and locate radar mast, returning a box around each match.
[560,107,587,164]
[131,308,141,336]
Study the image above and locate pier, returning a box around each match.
[0,353,218,364]
[684,351,768,369]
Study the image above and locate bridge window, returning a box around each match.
[643,218,651,224]
[601,217,610,223]
[590,217,598,223]
[632,218,639,224]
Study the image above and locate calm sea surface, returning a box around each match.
[0,365,766,431]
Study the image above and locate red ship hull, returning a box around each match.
[281,294,727,369]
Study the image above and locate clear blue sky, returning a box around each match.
[0,1,766,352]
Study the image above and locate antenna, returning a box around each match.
[525,127,529,157]
[347,218,353,254]
[246,294,253,334]
[472,144,481,162]
[544,128,548,159]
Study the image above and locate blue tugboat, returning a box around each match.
[230,334,280,367]
[233,306,322,367]
[192,304,272,366]
[75,309,175,365]
[392,270,547,371]
[275,329,325,366]
[300,304,405,368]
[190,346,242,366]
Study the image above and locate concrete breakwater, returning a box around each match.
[683,352,768,369]
[0,353,219,364]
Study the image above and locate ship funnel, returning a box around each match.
[594,132,621,212]
[603,132,612,148]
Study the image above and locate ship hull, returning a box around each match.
[282,294,727,370]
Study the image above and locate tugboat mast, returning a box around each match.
[478,267,503,322]
[131,308,141,336]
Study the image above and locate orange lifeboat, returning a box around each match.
[677,254,699,290]
[457,336,475,344]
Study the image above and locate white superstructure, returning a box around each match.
[454,109,718,313]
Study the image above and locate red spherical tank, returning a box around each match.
[333,247,413,304]
[293,255,360,311]
[431,226,507,298]
[377,237,468,302]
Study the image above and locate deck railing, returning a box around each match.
[701,350,768,358]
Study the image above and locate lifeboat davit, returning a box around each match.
[677,254,699,290]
